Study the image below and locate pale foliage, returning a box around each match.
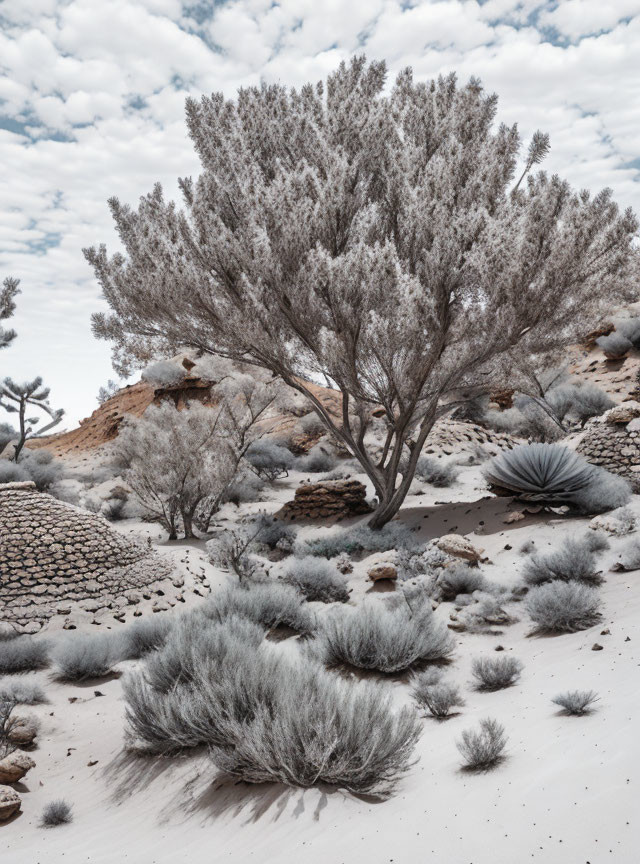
[85,57,639,528]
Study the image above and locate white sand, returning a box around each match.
[4,465,640,863]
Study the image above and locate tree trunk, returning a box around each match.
[367,409,438,530]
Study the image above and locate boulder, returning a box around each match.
[368,564,398,583]
[6,716,39,748]
[0,753,35,784]
[603,401,640,424]
[278,480,372,521]
[590,508,636,536]
[435,534,484,563]
[0,785,21,821]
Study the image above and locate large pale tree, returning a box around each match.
[85,58,638,528]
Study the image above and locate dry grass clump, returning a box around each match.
[317,597,454,673]
[525,581,602,632]
[471,656,523,691]
[201,582,315,634]
[281,556,350,603]
[123,615,421,798]
[0,636,50,675]
[119,616,173,660]
[41,800,73,827]
[51,635,116,682]
[414,456,458,488]
[457,718,507,771]
[436,565,486,601]
[522,537,602,586]
[411,678,464,719]
[552,690,599,715]
[0,676,47,705]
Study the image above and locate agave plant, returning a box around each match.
[484,444,595,504]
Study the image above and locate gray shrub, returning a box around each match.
[245,439,294,481]
[123,617,421,798]
[412,679,464,719]
[525,581,602,632]
[0,636,50,675]
[51,635,117,682]
[552,689,599,715]
[457,718,507,770]
[222,470,266,505]
[615,317,640,349]
[317,598,454,673]
[0,676,47,705]
[570,468,632,515]
[613,537,640,571]
[437,565,486,601]
[415,456,458,488]
[297,520,417,559]
[281,556,350,603]
[201,582,315,634]
[523,537,602,586]
[596,331,632,358]
[296,444,337,473]
[471,656,523,690]
[41,800,73,827]
[249,512,297,552]
[119,616,173,660]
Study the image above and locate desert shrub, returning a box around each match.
[296,444,337,473]
[552,689,599,715]
[397,546,445,583]
[51,635,116,682]
[556,382,614,425]
[249,512,297,552]
[461,594,513,630]
[0,422,15,453]
[222,470,266,505]
[0,636,50,674]
[526,581,602,632]
[570,468,631,514]
[119,616,173,660]
[281,556,350,603]
[436,565,486,601]
[615,317,640,349]
[471,656,523,691]
[0,459,29,483]
[141,359,186,386]
[596,331,632,358]
[411,680,464,719]
[41,800,73,827]
[201,582,315,634]
[457,718,507,770]
[0,676,47,705]
[317,598,454,673]
[414,456,458,488]
[245,439,294,481]
[298,520,416,559]
[583,530,610,553]
[522,537,601,586]
[297,411,327,436]
[124,618,421,798]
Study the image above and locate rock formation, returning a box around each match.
[278,480,372,521]
[577,403,640,490]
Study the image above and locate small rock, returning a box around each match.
[494,645,505,652]
[0,785,21,821]
[0,753,35,784]
[435,534,484,563]
[591,643,604,651]
[600,629,611,636]
[368,564,398,583]
[6,716,38,747]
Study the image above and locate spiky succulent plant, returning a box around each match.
[484,443,595,504]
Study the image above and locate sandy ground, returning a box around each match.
[3,462,640,863]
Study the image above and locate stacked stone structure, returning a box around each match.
[278,480,372,521]
[0,481,171,630]
[576,402,640,491]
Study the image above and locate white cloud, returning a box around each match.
[0,0,639,426]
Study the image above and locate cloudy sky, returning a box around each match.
[1,0,639,427]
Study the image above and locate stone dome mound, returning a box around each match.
[576,402,640,492]
[0,481,173,631]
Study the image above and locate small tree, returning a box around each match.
[0,277,19,351]
[116,400,236,539]
[85,58,638,528]
[97,379,120,404]
[0,277,64,460]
